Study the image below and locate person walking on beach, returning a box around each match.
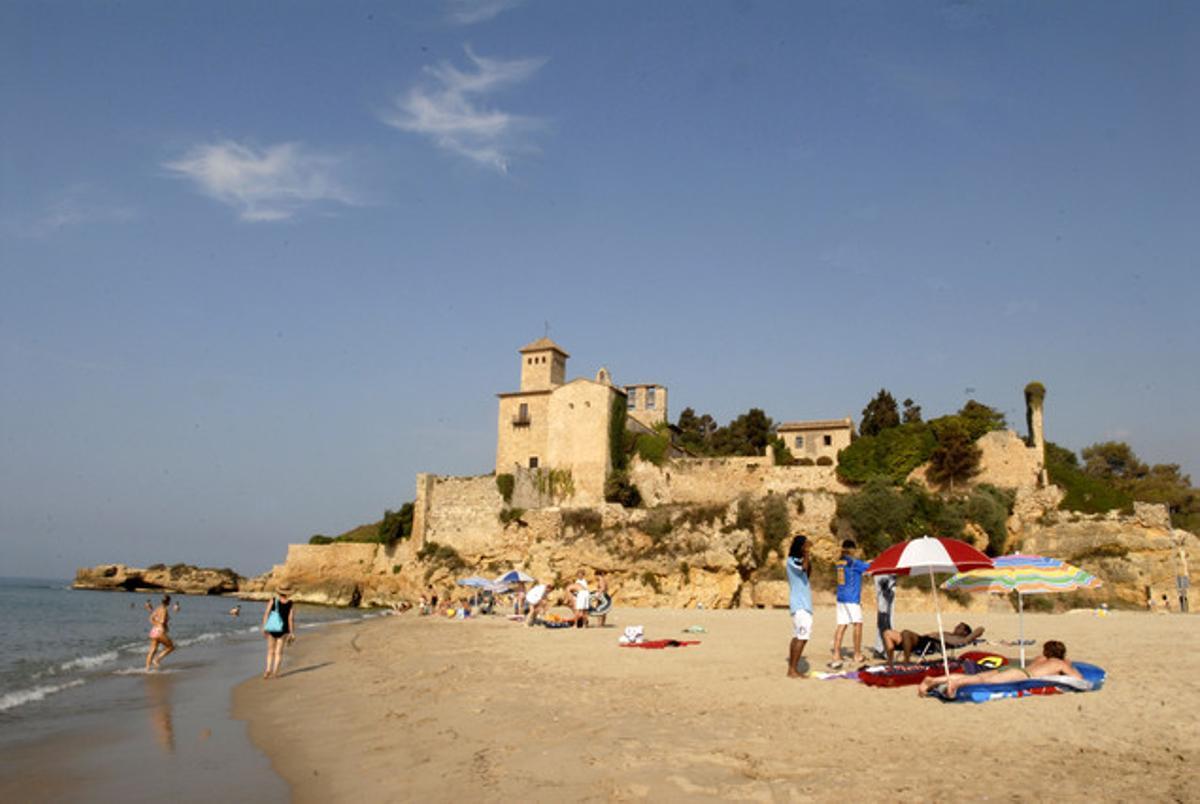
[786,535,813,678]
[829,539,871,668]
[525,581,553,626]
[261,589,295,679]
[145,594,176,670]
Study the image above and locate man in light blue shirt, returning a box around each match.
[786,534,812,678]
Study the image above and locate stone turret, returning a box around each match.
[1025,382,1047,485]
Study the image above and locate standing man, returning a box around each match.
[830,539,871,667]
[872,572,896,659]
[786,535,813,678]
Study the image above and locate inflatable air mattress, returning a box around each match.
[859,651,1008,688]
[930,661,1107,703]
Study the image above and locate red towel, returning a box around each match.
[620,639,700,649]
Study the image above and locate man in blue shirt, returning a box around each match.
[830,539,871,668]
[786,534,813,678]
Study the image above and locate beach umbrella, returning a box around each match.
[868,535,994,678]
[494,569,534,585]
[942,554,1102,667]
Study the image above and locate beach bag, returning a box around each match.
[265,599,285,635]
[618,625,644,645]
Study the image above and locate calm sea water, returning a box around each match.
[0,577,380,800]
[0,577,368,716]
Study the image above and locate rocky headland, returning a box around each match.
[73,563,242,596]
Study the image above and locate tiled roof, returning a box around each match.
[518,337,570,356]
[777,418,854,431]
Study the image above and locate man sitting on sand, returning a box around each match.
[881,622,981,666]
[917,640,1082,698]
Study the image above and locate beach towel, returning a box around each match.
[929,661,1106,703]
[859,651,1008,688]
[620,639,700,649]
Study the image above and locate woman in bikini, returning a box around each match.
[917,640,1082,698]
[145,594,176,670]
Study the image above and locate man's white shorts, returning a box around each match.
[791,610,813,640]
[836,602,863,625]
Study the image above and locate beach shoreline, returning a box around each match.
[233,605,1197,802]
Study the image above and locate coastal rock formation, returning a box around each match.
[73,563,242,595]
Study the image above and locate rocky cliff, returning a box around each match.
[73,563,242,595]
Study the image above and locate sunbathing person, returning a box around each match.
[882,622,982,666]
[917,640,1082,698]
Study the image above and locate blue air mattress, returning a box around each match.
[931,661,1107,704]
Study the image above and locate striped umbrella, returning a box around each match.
[868,536,994,677]
[942,554,1102,666]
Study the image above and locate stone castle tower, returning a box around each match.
[519,338,567,391]
[1025,382,1048,485]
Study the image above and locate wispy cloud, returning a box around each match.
[163,141,357,222]
[7,184,137,237]
[381,46,545,173]
[445,0,523,25]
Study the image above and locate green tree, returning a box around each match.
[379,502,415,543]
[709,408,775,456]
[1081,441,1147,481]
[836,422,937,484]
[902,398,923,424]
[957,400,1007,440]
[927,418,981,491]
[861,389,901,437]
[676,407,718,454]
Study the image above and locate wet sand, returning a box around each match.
[234,606,1198,802]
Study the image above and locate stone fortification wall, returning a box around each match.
[630,457,851,507]
[415,473,506,555]
[908,429,1043,495]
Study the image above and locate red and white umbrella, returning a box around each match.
[867,535,993,677]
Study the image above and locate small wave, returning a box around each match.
[0,679,86,712]
[175,631,225,648]
[59,651,119,672]
[112,667,179,676]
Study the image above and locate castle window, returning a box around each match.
[646,387,656,409]
[529,456,539,468]
[794,435,804,449]
[627,387,637,409]
[824,434,833,446]
[513,403,531,426]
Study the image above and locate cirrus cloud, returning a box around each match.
[380,46,546,174]
[163,141,357,222]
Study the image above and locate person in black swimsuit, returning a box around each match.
[261,589,295,679]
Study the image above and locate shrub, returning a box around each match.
[760,494,791,563]
[635,432,671,466]
[796,457,815,466]
[378,503,415,543]
[1069,542,1129,562]
[392,564,402,574]
[816,456,834,466]
[308,535,334,545]
[498,507,526,526]
[836,479,916,555]
[674,503,727,529]
[609,396,628,472]
[496,473,515,503]
[641,571,662,594]
[943,587,972,607]
[417,541,465,580]
[641,508,674,541]
[562,508,602,535]
[1045,441,1134,514]
[679,562,691,584]
[967,485,1016,555]
[771,437,795,466]
[734,496,755,531]
[837,423,937,484]
[604,472,642,507]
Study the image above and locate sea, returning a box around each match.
[0,577,379,801]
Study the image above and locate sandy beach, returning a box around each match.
[234,605,1197,802]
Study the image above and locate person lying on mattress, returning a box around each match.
[917,640,1082,699]
[881,622,982,666]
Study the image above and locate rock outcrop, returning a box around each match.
[73,563,242,595]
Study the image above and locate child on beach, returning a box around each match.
[830,539,871,668]
[786,535,813,678]
[591,571,610,627]
[145,595,176,671]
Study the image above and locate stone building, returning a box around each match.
[495,338,668,504]
[776,418,854,463]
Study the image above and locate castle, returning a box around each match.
[494,337,670,504]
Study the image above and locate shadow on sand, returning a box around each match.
[277,661,334,679]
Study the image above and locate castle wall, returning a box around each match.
[546,381,616,504]
[629,456,851,507]
[495,393,551,473]
[418,474,506,555]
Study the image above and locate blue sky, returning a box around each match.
[3,1,1197,578]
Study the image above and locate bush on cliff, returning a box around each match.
[417,541,466,580]
[495,473,515,504]
[308,534,334,545]
[604,472,642,508]
[378,503,415,543]
[836,423,937,484]
[1045,442,1134,515]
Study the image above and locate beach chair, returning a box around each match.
[911,626,985,660]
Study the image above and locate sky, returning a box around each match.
[2,1,1197,579]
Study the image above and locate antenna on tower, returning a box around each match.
[544,320,551,338]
